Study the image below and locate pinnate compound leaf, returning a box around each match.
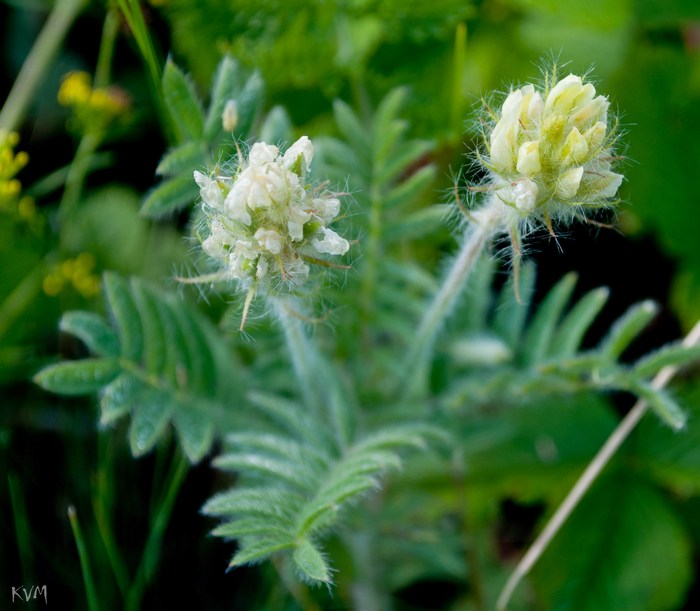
[207,418,436,584]
[38,273,240,463]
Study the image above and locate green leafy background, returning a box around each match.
[2,0,700,609]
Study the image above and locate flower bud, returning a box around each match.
[222,99,238,132]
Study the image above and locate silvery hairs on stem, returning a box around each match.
[188,136,350,328]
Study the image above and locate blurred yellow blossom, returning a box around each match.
[43,252,101,298]
[0,130,37,225]
[58,71,131,134]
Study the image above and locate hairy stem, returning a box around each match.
[496,319,700,611]
[0,0,86,132]
[402,198,501,396]
[271,297,324,413]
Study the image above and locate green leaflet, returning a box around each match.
[163,58,205,142]
[34,358,121,395]
[59,311,120,358]
[141,174,199,218]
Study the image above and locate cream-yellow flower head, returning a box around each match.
[482,70,623,223]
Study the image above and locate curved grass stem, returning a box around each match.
[0,0,86,132]
[496,319,700,611]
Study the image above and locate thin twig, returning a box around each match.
[496,319,700,610]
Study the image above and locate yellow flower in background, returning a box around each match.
[43,252,101,298]
[0,130,37,225]
[58,71,131,134]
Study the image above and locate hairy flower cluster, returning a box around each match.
[195,137,349,292]
[482,72,623,222]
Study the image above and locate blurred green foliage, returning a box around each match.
[3,0,700,609]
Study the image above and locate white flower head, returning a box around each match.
[194,136,350,296]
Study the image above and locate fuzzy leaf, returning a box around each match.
[384,204,447,241]
[632,382,687,431]
[173,405,214,463]
[230,537,294,567]
[293,539,331,583]
[550,287,609,358]
[384,165,436,210]
[631,343,700,380]
[59,311,120,358]
[522,273,577,365]
[599,300,659,359]
[34,358,121,395]
[100,372,143,425]
[259,105,293,146]
[163,58,205,141]
[129,389,173,456]
[103,272,143,361]
[156,141,205,176]
[333,100,370,160]
[204,56,263,140]
[141,174,199,218]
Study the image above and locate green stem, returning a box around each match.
[94,8,120,89]
[495,319,700,611]
[401,198,501,396]
[68,505,101,611]
[0,259,48,341]
[0,0,86,132]
[125,451,188,611]
[58,131,102,248]
[450,23,468,142]
[115,0,176,143]
[8,473,35,586]
[271,297,324,413]
[93,433,129,598]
